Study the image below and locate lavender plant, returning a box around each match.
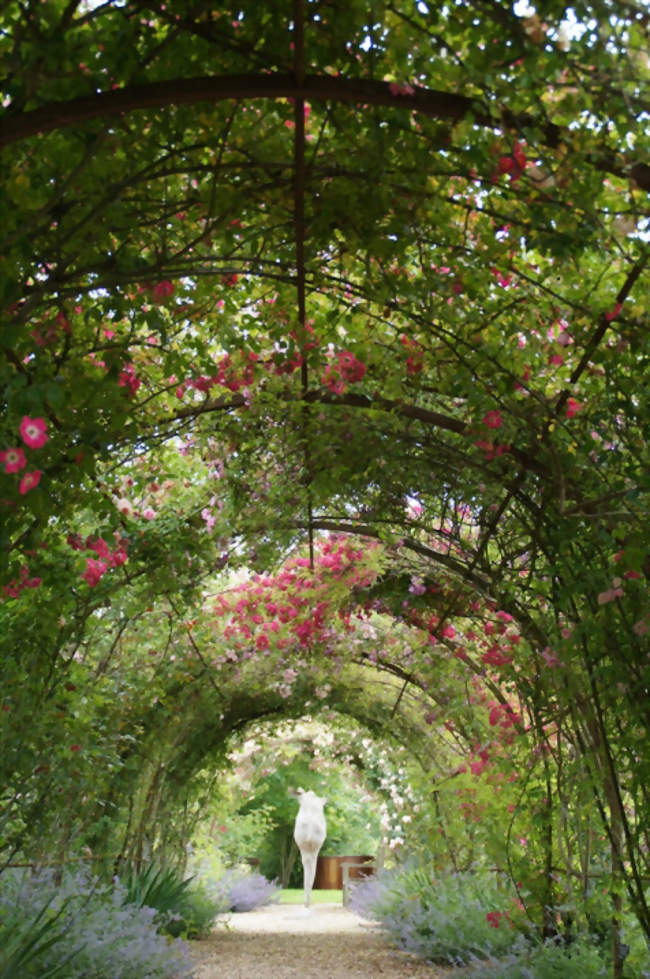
[209,869,280,912]
[0,868,194,978]
[349,866,625,977]
[0,893,78,978]
[347,871,394,921]
[348,866,522,966]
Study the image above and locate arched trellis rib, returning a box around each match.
[107,677,441,865]
[353,643,520,738]
[292,0,314,569]
[0,74,506,146]
[553,250,649,420]
[2,72,648,191]
[150,388,548,477]
[159,684,439,787]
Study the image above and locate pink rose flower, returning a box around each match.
[19,416,48,449]
[19,470,42,494]
[0,447,27,473]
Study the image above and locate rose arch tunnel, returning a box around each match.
[1,1,648,973]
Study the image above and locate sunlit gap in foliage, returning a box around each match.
[190,713,420,885]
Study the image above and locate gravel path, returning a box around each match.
[190,902,465,978]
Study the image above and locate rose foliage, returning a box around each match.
[0,1,648,973]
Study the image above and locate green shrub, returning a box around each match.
[615,910,650,979]
[469,936,608,978]
[119,862,220,937]
[163,879,222,938]
[211,806,276,868]
[120,863,194,917]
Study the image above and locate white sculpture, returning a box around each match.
[293,788,327,908]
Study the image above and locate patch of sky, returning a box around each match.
[81,0,126,9]
[513,0,535,16]
[513,2,591,45]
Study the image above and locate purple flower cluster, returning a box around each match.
[0,867,194,977]
[348,866,520,967]
[211,870,281,912]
